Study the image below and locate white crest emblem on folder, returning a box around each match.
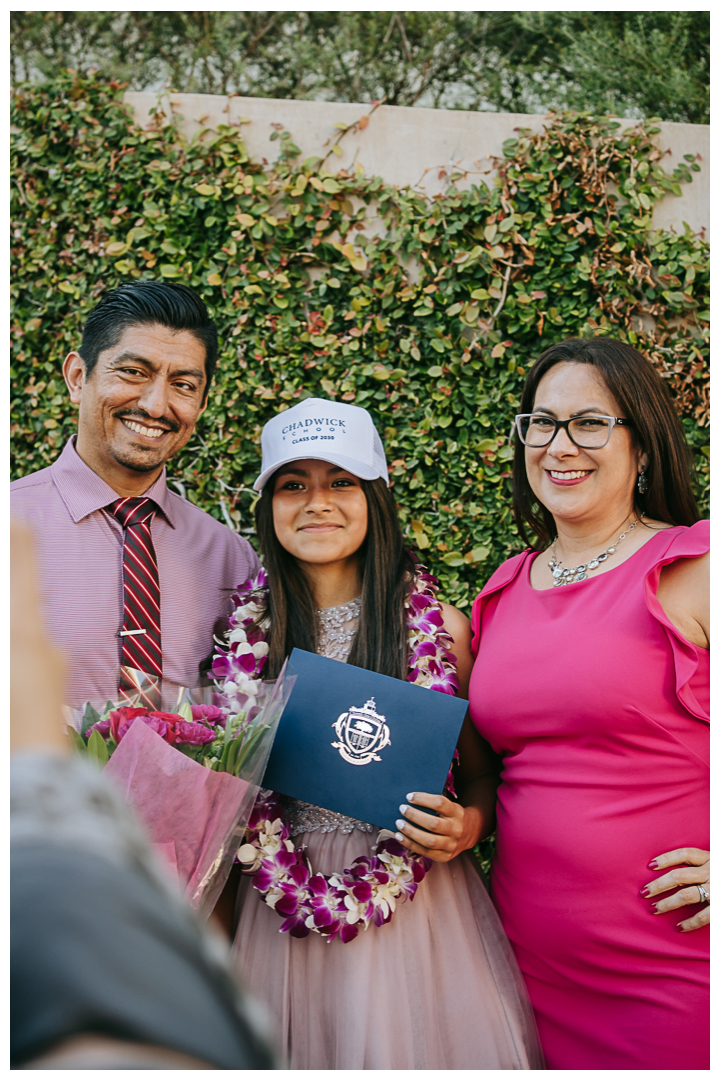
[331,697,391,766]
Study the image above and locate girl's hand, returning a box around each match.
[642,847,710,932]
[394,791,480,863]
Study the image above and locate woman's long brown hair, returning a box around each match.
[512,337,701,550]
[255,473,416,680]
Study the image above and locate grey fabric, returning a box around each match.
[11,845,276,1067]
[11,753,277,1069]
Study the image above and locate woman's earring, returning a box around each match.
[637,465,649,495]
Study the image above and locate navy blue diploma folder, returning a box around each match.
[262,649,468,832]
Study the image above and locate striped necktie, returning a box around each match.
[108,496,162,706]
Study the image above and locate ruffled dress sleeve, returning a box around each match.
[642,520,709,724]
[470,551,532,658]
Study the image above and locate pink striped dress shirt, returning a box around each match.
[11,436,261,707]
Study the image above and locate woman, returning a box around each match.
[468,338,709,1070]
[220,398,543,1069]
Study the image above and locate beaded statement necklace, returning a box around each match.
[548,517,641,587]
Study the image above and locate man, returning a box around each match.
[11,281,260,708]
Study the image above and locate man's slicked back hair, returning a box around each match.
[78,281,218,398]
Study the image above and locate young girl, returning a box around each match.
[218,398,542,1069]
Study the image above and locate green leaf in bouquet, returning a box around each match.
[176,700,194,724]
[224,711,246,746]
[232,723,271,777]
[66,726,87,753]
[220,714,244,765]
[86,727,109,766]
[222,735,242,775]
[219,732,234,771]
[81,703,101,735]
[223,715,237,747]
[177,743,202,760]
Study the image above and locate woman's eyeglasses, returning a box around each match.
[514,414,632,449]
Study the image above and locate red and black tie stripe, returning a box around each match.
[108,497,162,707]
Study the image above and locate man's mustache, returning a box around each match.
[114,410,181,434]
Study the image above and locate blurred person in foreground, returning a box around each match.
[468,338,709,1069]
[10,520,277,1070]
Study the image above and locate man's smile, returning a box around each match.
[120,418,172,440]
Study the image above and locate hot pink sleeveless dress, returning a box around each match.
[469,521,709,1070]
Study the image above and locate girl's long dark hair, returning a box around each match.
[512,337,701,550]
[256,473,416,680]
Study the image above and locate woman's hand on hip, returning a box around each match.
[394,792,480,863]
[642,847,710,931]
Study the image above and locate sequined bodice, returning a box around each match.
[281,598,375,838]
[316,596,361,662]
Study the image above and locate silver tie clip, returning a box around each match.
[119,628,147,637]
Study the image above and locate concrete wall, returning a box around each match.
[125,91,709,240]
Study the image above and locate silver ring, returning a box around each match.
[697,884,709,904]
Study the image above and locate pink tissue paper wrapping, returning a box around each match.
[105,719,251,913]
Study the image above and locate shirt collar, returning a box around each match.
[50,436,177,528]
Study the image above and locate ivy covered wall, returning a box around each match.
[11,74,709,608]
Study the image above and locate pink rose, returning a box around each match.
[174,720,217,746]
[191,704,226,726]
[110,708,179,745]
[86,718,111,739]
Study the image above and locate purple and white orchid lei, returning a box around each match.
[212,566,460,944]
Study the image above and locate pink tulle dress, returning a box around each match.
[232,600,544,1069]
[469,521,709,1070]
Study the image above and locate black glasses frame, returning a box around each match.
[514,414,633,449]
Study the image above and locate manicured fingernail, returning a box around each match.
[395,832,405,843]
[651,903,660,913]
[399,804,408,815]
[676,924,685,932]
[406,792,415,802]
[641,887,651,897]
[648,860,659,870]
[395,819,405,831]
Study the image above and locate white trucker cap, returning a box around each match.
[254,397,389,491]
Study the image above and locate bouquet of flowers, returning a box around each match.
[64,663,294,917]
